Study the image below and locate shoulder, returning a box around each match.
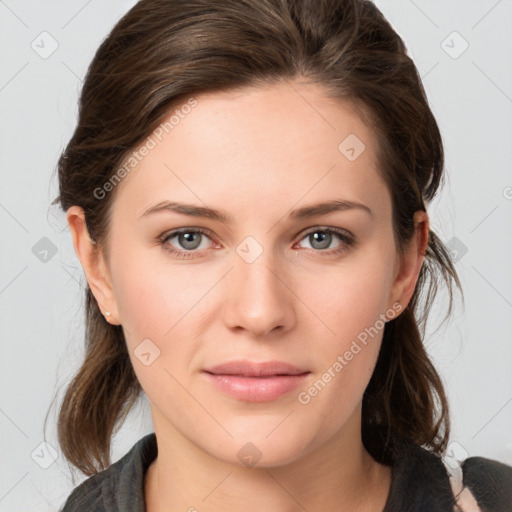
[452,456,512,512]
[58,432,157,512]
[383,435,512,511]
[384,438,457,511]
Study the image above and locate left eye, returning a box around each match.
[159,227,354,258]
[296,228,352,252]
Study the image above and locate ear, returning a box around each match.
[387,210,429,313]
[66,206,121,325]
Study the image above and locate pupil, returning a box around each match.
[311,231,331,250]
[181,232,200,249]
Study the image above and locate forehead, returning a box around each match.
[111,80,388,222]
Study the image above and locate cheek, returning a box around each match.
[304,251,395,343]
[109,247,216,397]
[110,258,197,403]
[297,285,387,437]
[112,269,167,338]
[295,248,395,405]
[109,242,201,339]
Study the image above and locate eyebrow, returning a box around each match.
[139,199,373,223]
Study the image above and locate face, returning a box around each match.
[84,80,420,467]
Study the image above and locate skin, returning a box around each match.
[67,79,429,511]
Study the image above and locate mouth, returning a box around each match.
[203,360,309,377]
[202,360,310,402]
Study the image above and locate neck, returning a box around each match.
[145,407,392,512]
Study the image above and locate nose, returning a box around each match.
[222,249,296,338]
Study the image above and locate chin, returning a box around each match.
[204,429,315,469]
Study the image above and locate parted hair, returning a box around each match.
[53,0,462,475]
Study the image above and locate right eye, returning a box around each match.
[159,227,218,259]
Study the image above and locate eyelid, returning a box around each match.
[159,225,354,242]
[298,225,354,240]
[158,225,355,257]
[158,226,218,245]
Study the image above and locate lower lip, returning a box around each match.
[202,372,310,402]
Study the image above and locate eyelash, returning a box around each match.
[158,226,355,260]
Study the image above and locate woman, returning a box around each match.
[54,0,512,510]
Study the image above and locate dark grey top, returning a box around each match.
[59,433,512,511]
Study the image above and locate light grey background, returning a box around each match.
[1,0,511,510]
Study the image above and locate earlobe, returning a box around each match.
[387,211,429,314]
[66,206,121,325]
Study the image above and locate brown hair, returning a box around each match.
[53,0,462,476]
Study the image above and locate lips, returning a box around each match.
[202,360,309,377]
[202,360,310,402]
